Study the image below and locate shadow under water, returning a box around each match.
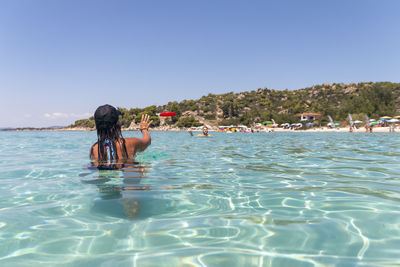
[80,160,159,220]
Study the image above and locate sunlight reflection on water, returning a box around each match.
[0,131,400,266]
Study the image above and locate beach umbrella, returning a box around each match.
[380,116,392,119]
[334,123,340,126]
[354,120,363,124]
[388,119,399,123]
[394,116,400,119]
[370,121,378,126]
[369,119,376,122]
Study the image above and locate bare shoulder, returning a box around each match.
[124,137,144,150]
[124,137,142,145]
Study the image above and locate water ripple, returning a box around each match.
[1,131,400,266]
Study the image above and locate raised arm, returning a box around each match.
[135,114,153,152]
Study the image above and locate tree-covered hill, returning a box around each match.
[70,82,400,128]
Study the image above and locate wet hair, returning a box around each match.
[90,110,128,163]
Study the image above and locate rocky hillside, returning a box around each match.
[71,82,400,128]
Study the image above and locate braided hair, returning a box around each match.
[90,105,128,163]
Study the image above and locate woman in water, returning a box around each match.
[88,104,152,219]
[90,104,152,167]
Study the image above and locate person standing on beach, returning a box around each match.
[364,123,369,132]
[90,104,152,166]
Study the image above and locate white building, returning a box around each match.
[296,113,322,121]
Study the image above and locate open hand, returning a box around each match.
[139,114,153,131]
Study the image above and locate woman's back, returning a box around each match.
[89,104,152,167]
[90,137,149,161]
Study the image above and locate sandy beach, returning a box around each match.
[5,126,396,133]
[271,126,396,133]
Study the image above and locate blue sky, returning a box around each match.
[1,0,399,127]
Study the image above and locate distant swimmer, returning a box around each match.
[197,126,212,137]
[90,104,152,168]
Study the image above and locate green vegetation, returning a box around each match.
[72,117,95,128]
[176,116,203,128]
[133,106,160,127]
[70,82,400,128]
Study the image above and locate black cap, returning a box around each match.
[94,104,122,129]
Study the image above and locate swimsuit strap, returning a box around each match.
[104,138,115,163]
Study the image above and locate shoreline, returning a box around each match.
[1,126,397,133]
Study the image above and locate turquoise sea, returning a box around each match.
[1,131,400,266]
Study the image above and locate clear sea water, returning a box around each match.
[1,131,400,266]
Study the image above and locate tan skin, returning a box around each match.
[89,115,153,220]
[90,114,153,161]
[197,127,212,137]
